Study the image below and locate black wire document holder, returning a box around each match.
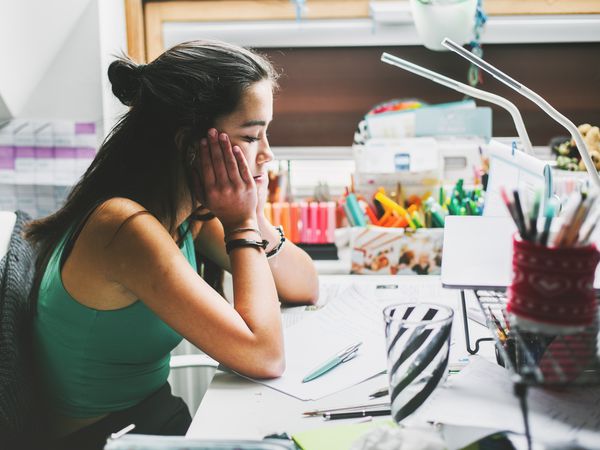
[461,289,600,450]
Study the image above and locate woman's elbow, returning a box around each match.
[306,283,320,305]
[261,357,286,378]
[280,280,319,306]
[252,352,285,379]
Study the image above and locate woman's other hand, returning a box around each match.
[255,169,269,219]
[198,128,258,231]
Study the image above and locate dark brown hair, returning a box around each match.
[25,40,278,301]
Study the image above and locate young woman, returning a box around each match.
[28,40,319,450]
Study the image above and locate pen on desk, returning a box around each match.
[302,342,362,383]
[368,387,389,398]
[323,409,391,421]
[303,402,390,416]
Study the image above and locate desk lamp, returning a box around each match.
[380,52,534,155]
[442,38,600,189]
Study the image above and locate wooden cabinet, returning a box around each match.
[126,0,600,62]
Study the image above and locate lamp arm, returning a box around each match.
[380,52,533,155]
[522,86,600,188]
[442,38,600,189]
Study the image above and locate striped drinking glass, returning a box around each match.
[383,303,454,423]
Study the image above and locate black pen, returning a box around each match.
[323,409,391,421]
[368,387,389,398]
[529,190,541,242]
[512,190,528,240]
[303,401,390,416]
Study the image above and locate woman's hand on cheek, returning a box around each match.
[199,129,258,231]
[256,176,268,218]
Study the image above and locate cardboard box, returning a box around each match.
[350,226,444,275]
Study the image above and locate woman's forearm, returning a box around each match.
[258,216,319,305]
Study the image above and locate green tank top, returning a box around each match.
[33,222,197,418]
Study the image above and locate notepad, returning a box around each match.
[248,284,388,400]
[483,139,552,218]
[292,419,396,450]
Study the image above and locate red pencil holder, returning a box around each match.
[507,235,600,329]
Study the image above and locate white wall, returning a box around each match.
[0,0,92,118]
[0,0,127,138]
[97,0,128,137]
[19,0,102,121]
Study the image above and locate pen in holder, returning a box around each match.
[507,235,600,333]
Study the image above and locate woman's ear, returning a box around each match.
[175,127,199,166]
[174,127,190,151]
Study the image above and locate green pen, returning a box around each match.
[432,211,445,227]
[302,342,362,383]
[539,198,557,246]
[411,211,423,228]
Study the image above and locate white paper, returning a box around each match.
[415,357,600,448]
[254,285,388,400]
[253,277,474,401]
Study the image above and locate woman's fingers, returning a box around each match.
[207,129,229,183]
[233,146,254,185]
[199,137,215,187]
[220,133,242,185]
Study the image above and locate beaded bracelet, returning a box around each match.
[225,238,269,255]
[224,227,261,242]
[266,226,286,259]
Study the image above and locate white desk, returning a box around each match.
[187,275,495,448]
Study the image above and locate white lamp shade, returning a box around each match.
[410,0,477,51]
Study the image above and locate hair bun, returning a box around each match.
[108,58,144,106]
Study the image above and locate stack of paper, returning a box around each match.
[413,357,600,448]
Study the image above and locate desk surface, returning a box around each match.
[187,275,495,446]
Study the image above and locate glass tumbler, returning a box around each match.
[383,303,454,423]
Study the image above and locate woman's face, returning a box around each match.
[213,79,274,186]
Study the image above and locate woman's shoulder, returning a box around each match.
[82,197,161,247]
[96,197,148,218]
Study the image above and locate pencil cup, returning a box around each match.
[507,235,600,333]
[383,303,453,423]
